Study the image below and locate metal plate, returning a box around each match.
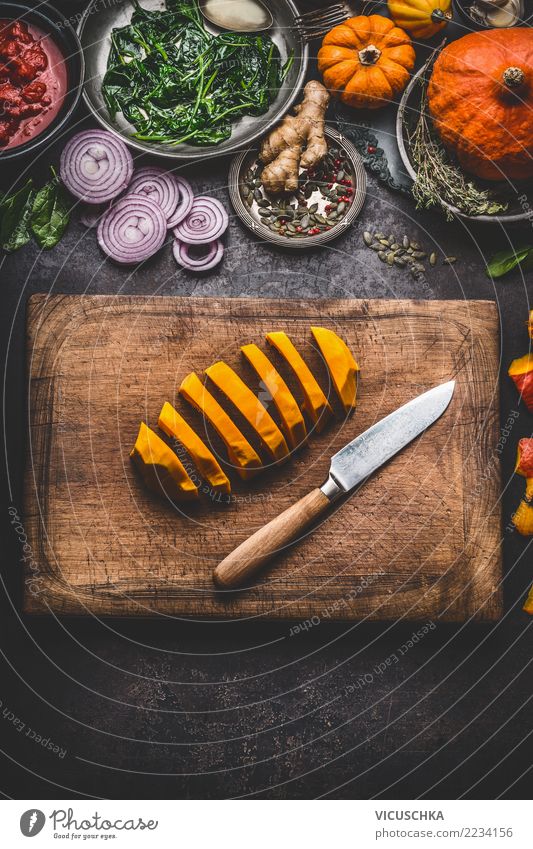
[78,0,307,161]
[397,64,533,225]
[228,127,367,249]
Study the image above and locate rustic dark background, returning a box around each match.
[0,0,532,800]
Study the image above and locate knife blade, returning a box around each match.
[213,380,455,589]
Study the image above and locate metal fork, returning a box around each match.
[293,2,381,42]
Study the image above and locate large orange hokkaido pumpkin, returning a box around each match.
[318,14,415,110]
[427,28,533,182]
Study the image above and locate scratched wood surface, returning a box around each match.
[23,295,502,620]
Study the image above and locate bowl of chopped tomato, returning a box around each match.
[0,2,83,160]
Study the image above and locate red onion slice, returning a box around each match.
[97,194,167,265]
[167,176,194,228]
[127,166,179,220]
[60,130,134,204]
[173,196,229,244]
[173,238,224,271]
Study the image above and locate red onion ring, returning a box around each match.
[97,194,167,265]
[60,130,134,204]
[173,196,228,244]
[167,176,194,228]
[127,166,179,220]
[173,238,224,271]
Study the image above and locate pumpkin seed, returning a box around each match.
[300,214,310,229]
[258,207,270,217]
[269,223,278,231]
[369,243,382,251]
[429,252,437,267]
[336,186,346,196]
[304,184,313,199]
[412,251,427,260]
[410,240,421,250]
[406,247,414,255]
[363,231,373,246]
[375,233,385,240]
[388,234,395,244]
[394,257,407,268]
[379,238,390,247]
[443,255,457,265]
[287,223,297,233]
[337,170,345,180]
[402,235,410,249]
[337,201,346,214]
[327,215,338,224]
[390,243,400,251]
[378,251,387,262]
[253,189,262,202]
[308,203,319,214]
[314,213,326,224]
[386,252,395,266]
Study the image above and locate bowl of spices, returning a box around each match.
[229,127,366,248]
[0,2,84,161]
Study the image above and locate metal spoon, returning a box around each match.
[199,0,273,33]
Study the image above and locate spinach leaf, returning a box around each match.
[486,245,533,279]
[30,174,70,250]
[0,179,34,252]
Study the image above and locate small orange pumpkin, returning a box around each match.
[318,14,415,110]
[428,28,533,182]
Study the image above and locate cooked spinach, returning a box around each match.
[31,172,71,250]
[0,179,34,252]
[102,0,290,146]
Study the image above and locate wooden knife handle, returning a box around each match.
[213,487,330,589]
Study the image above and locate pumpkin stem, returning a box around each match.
[358,44,382,66]
[503,66,525,89]
[431,9,452,24]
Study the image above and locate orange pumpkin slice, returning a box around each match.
[310,326,359,414]
[179,373,261,480]
[158,401,230,495]
[206,361,289,463]
[266,331,333,433]
[241,343,307,451]
[512,438,533,537]
[508,353,533,412]
[130,422,198,500]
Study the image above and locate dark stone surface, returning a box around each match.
[0,1,532,800]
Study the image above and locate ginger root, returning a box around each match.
[259,80,330,195]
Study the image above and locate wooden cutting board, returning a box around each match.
[24,295,502,620]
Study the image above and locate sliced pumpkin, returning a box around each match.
[205,361,289,463]
[508,353,533,412]
[528,309,533,340]
[158,401,230,495]
[512,438,533,536]
[310,326,359,414]
[179,372,261,480]
[130,422,198,500]
[266,331,333,433]
[241,343,307,450]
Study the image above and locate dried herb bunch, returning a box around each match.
[406,67,508,220]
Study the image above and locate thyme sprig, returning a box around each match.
[406,64,508,220]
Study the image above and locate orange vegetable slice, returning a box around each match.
[512,438,533,536]
[523,583,533,615]
[130,422,198,500]
[241,343,307,451]
[509,353,533,412]
[179,373,261,480]
[158,401,230,495]
[310,326,359,414]
[266,331,333,433]
[206,361,289,463]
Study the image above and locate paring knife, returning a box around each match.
[213,380,456,589]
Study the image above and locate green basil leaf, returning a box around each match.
[30,177,70,249]
[0,179,34,252]
[486,245,533,279]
